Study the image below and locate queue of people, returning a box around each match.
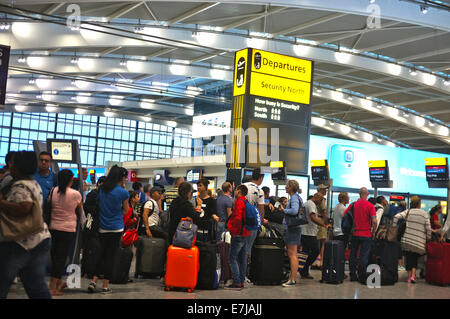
[0,150,449,299]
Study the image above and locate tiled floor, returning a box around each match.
[6,268,450,300]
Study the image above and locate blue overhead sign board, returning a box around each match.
[309,135,450,197]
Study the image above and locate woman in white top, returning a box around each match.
[333,192,349,245]
[0,151,52,299]
[394,195,431,283]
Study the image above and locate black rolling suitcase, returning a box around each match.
[110,246,134,284]
[377,241,399,286]
[321,240,345,284]
[197,218,217,243]
[135,237,166,278]
[81,234,102,279]
[249,237,285,285]
[217,240,232,284]
[195,241,220,290]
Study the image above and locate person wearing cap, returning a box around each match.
[315,184,329,269]
[141,186,168,242]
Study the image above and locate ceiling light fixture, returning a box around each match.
[0,23,10,30]
[70,56,78,64]
[18,56,26,63]
[409,69,417,76]
[420,5,428,14]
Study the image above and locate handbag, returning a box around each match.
[285,194,308,228]
[396,209,410,241]
[0,184,45,241]
[121,216,140,248]
[42,187,55,226]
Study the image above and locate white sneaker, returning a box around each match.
[282,280,296,288]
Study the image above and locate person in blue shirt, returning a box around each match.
[87,165,129,295]
[132,181,147,204]
[278,180,303,287]
[34,151,57,203]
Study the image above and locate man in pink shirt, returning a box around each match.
[344,187,377,283]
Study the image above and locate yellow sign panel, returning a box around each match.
[310,160,327,167]
[368,160,387,168]
[270,161,284,168]
[233,49,249,97]
[425,158,447,166]
[441,201,447,215]
[250,72,311,105]
[251,49,313,83]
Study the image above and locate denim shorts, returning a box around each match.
[285,227,302,246]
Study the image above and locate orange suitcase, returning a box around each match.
[164,245,200,293]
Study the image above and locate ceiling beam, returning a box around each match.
[43,2,65,15]
[167,2,220,25]
[106,2,144,22]
[221,6,285,31]
[98,46,122,57]
[272,12,346,37]
[318,21,401,45]
[357,30,447,52]
[142,2,159,22]
[146,47,177,59]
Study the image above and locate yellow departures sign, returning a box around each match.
[368,160,387,168]
[250,49,313,104]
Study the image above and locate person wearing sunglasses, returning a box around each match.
[34,151,57,206]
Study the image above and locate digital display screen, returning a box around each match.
[369,167,389,182]
[311,166,329,181]
[47,139,77,163]
[186,169,202,183]
[426,165,449,182]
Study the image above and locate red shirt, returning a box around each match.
[227,196,250,237]
[344,198,376,238]
[431,214,441,230]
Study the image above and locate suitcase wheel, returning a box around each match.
[187,288,194,293]
[320,280,324,284]
[164,287,170,292]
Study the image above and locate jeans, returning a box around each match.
[216,221,226,242]
[349,236,373,280]
[300,235,320,276]
[229,236,248,285]
[0,238,52,299]
[246,229,258,257]
[49,230,76,279]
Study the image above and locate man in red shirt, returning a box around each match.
[225,184,250,290]
[344,187,377,283]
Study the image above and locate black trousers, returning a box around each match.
[334,234,349,249]
[300,235,320,276]
[94,232,122,281]
[49,230,76,279]
[404,251,421,271]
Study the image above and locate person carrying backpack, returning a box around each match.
[141,186,168,242]
[225,184,250,290]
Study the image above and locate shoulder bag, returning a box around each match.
[43,187,55,226]
[285,194,308,228]
[396,209,410,242]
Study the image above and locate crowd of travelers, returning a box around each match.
[0,150,449,298]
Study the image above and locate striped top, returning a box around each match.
[394,209,431,255]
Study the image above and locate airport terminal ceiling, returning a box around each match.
[0,0,449,154]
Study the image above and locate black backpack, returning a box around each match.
[341,203,355,235]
